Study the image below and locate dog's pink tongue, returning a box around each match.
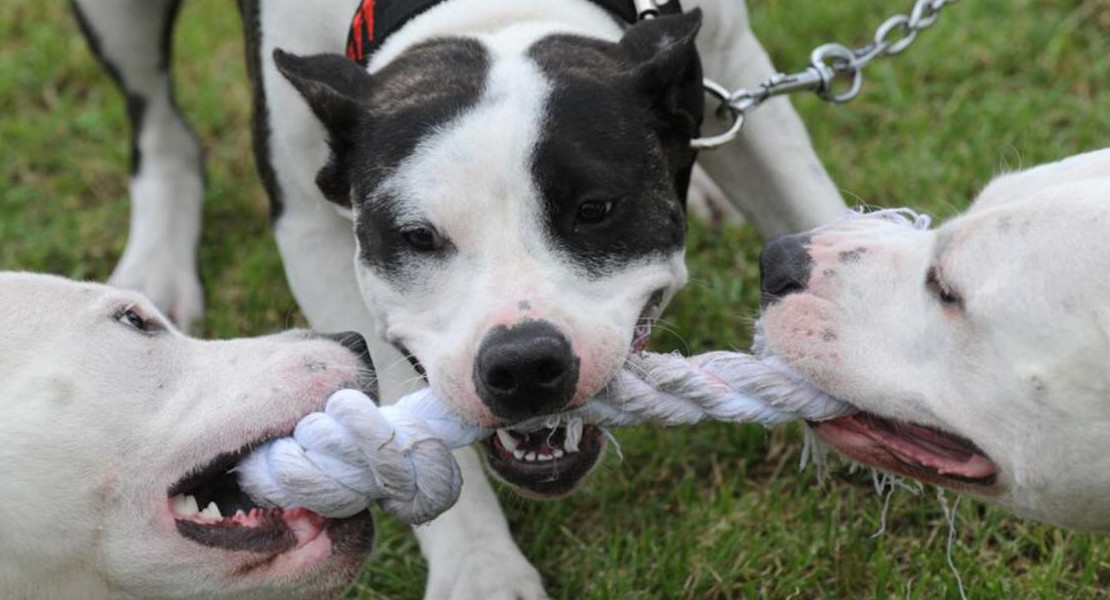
[865,420,997,479]
[282,508,327,548]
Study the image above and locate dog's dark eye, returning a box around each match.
[401,225,442,252]
[926,267,962,308]
[117,308,148,331]
[115,306,166,334]
[576,199,615,224]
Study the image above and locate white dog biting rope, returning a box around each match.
[238,350,853,524]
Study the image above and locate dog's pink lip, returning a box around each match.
[165,385,377,566]
[811,413,1002,492]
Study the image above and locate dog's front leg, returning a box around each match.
[690,0,847,236]
[371,350,548,600]
[72,0,206,330]
[415,446,549,600]
[265,169,548,600]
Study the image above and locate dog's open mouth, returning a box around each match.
[810,412,1000,490]
[167,440,374,559]
[483,423,606,497]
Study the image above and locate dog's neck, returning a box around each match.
[366,0,628,72]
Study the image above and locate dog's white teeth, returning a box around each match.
[172,494,200,517]
[553,448,565,458]
[234,509,246,519]
[496,429,519,452]
[200,502,223,521]
[524,452,537,462]
[537,453,554,462]
[512,449,525,460]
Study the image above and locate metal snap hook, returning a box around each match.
[690,79,744,150]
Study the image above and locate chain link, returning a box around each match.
[691,0,960,150]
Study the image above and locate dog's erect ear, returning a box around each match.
[620,9,704,136]
[273,49,374,207]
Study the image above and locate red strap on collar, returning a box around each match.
[345,0,683,66]
[345,0,376,63]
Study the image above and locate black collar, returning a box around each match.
[345,0,683,65]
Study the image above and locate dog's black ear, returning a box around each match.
[620,9,705,137]
[273,49,374,207]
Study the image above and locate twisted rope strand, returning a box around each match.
[238,350,851,520]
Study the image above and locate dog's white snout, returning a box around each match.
[473,319,579,421]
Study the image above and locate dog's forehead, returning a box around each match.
[0,273,158,325]
[352,38,491,198]
[0,272,108,308]
[938,188,1110,308]
[358,27,683,281]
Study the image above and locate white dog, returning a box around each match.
[68,0,846,595]
[0,273,389,600]
[757,148,1110,532]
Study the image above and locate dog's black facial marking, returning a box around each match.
[527,13,703,275]
[354,40,486,284]
[275,39,489,213]
[356,191,459,286]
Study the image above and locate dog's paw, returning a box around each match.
[423,545,549,600]
[109,251,204,333]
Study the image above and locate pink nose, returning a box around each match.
[473,320,579,421]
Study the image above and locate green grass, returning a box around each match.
[3,1,1110,598]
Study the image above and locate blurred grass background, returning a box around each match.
[3,0,1110,598]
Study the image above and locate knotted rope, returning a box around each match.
[237,208,931,524]
[238,350,851,523]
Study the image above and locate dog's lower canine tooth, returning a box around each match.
[553,449,565,458]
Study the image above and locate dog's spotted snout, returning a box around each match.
[474,320,579,421]
[759,233,813,307]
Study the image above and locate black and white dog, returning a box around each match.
[71,0,844,596]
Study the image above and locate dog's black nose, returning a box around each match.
[323,330,373,371]
[759,233,813,307]
[474,320,579,421]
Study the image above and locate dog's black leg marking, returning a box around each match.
[238,0,285,221]
[71,0,193,177]
[71,0,207,328]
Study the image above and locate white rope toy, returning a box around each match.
[237,351,852,523]
[238,209,930,524]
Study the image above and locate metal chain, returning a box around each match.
[691,0,961,150]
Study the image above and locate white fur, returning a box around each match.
[0,273,375,600]
[82,0,848,596]
[760,148,1110,532]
